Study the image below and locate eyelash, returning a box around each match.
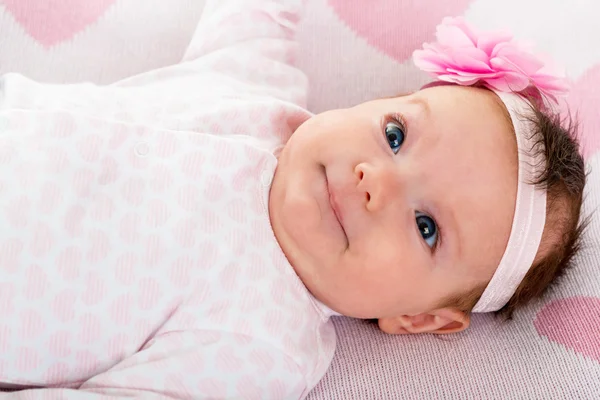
[383,113,442,254]
[387,113,407,134]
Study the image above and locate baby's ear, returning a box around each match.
[378,308,470,335]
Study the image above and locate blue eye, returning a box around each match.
[415,212,438,248]
[385,121,405,154]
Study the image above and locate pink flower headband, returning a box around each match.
[412,17,569,103]
[413,17,569,313]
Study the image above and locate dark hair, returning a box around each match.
[496,100,587,318]
[447,97,588,318]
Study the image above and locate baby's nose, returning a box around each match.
[354,162,402,212]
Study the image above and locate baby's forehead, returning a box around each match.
[422,87,518,184]
[419,85,510,119]
[411,86,519,278]
[412,86,515,149]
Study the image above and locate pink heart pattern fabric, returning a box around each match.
[1,0,600,398]
[327,0,474,63]
[534,297,600,363]
[1,0,117,47]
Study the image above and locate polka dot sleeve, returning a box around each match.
[179,0,309,109]
[3,331,307,399]
[184,0,303,60]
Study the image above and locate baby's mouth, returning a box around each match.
[330,193,345,231]
[323,169,348,241]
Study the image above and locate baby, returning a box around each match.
[0,0,586,399]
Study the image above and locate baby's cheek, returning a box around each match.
[363,256,408,292]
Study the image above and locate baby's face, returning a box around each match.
[269,85,518,319]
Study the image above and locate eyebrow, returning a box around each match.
[407,96,431,118]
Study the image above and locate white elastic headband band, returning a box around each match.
[472,91,548,313]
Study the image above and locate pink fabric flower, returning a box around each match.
[413,17,569,102]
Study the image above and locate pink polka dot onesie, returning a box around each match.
[0,0,338,398]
